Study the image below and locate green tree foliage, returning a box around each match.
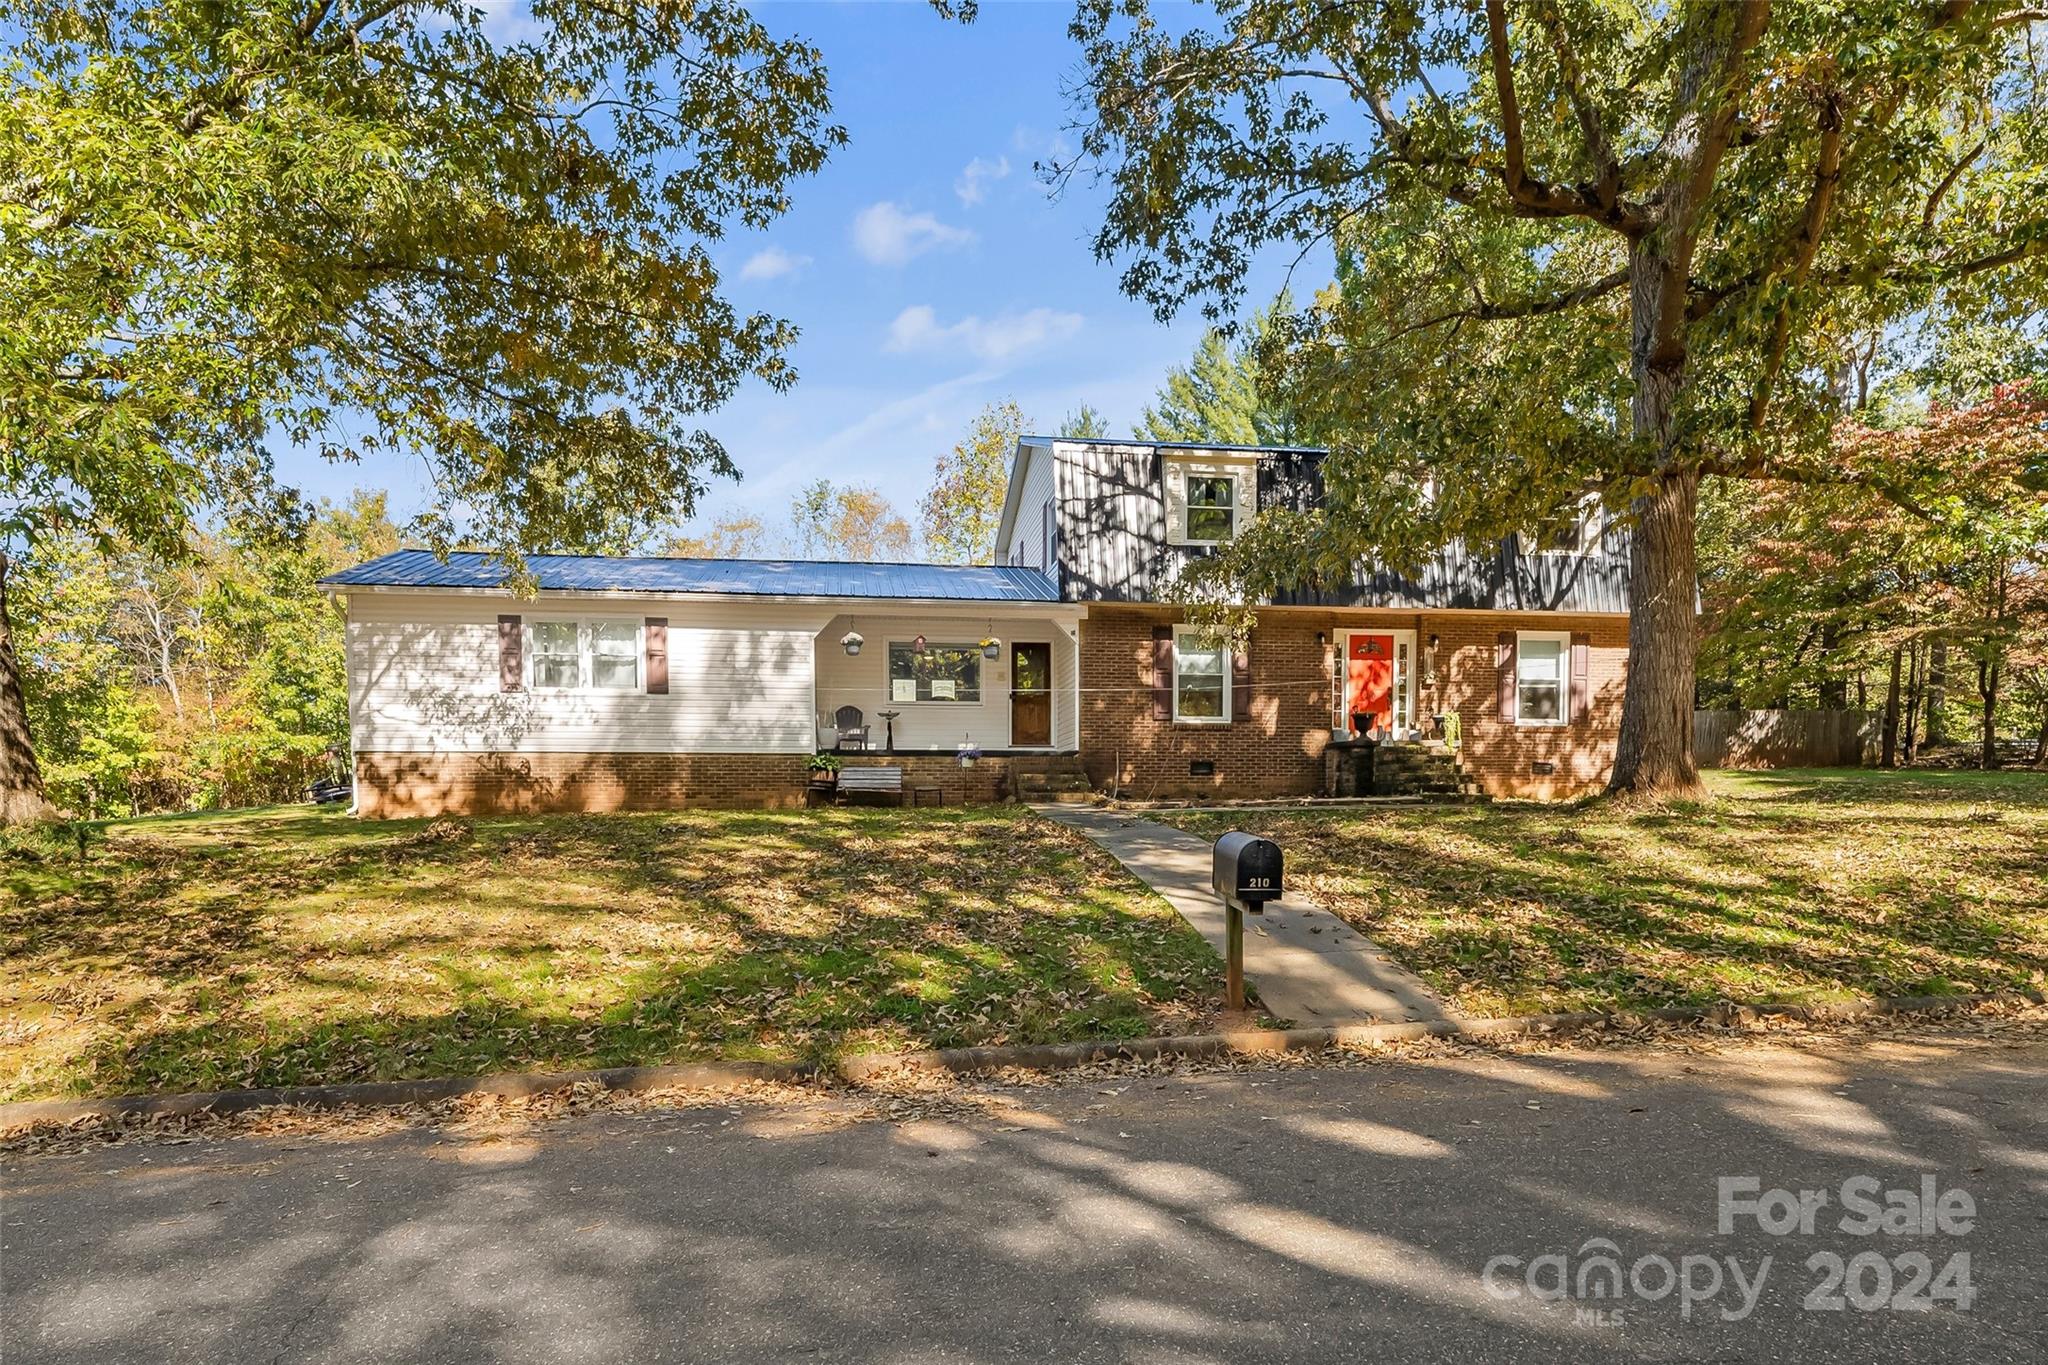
[921,401,1028,563]
[1137,292,1308,445]
[791,480,915,562]
[11,493,399,816]
[1067,0,2048,794]
[0,0,843,816]
[1057,405,1112,438]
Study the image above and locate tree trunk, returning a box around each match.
[1611,469,1703,796]
[2034,701,2047,767]
[1880,646,1902,768]
[1978,655,2000,770]
[1902,642,1923,764]
[1817,623,1847,709]
[0,553,55,824]
[1927,640,1948,745]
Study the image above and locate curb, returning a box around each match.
[4,990,2038,1135]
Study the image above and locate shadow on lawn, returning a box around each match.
[1169,773,2047,1014]
[5,808,1225,1100]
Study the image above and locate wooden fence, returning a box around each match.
[1694,709,1877,769]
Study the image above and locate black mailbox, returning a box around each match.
[1212,831,1283,913]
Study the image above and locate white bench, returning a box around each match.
[837,766,905,806]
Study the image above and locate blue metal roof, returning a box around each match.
[319,550,1063,602]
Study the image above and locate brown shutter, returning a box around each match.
[1151,625,1174,721]
[645,617,669,695]
[1230,636,1251,721]
[499,615,522,692]
[1569,631,1590,723]
[1496,631,1516,721]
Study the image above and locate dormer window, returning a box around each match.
[1166,456,1257,546]
[1186,475,1236,542]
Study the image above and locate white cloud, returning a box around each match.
[954,155,1012,207]
[851,202,976,266]
[738,246,811,282]
[885,305,1084,365]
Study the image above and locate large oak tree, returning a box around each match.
[0,0,844,819]
[1064,0,2048,795]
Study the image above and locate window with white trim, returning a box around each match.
[1516,631,1570,724]
[1173,625,1230,724]
[1185,474,1236,543]
[527,619,641,691]
[530,620,583,690]
[887,642,982,703]
[1168,458,1255,545]
[590,621,640,690]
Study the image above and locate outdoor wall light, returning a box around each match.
[1315,631,1326,646]
[1428,633,1440,650]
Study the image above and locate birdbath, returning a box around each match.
[878,710,900,752]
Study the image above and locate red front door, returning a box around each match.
[1346,634,1395,734]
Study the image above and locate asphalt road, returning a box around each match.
[5,1034,2044,1364]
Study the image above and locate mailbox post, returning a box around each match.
[1211,832,1283,1012]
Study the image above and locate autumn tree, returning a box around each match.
[0,0,844,818]
[792,481,915,562]
[1065,0,2048,796]
[666,514,776,559]
[921,401,1029,563]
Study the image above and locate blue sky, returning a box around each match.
[290,1,1323,541]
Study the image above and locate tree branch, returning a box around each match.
[1750,88,1846,429]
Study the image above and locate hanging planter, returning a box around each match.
[839,631,863,656]
[956,742,983,769]
[980,636,1001,660]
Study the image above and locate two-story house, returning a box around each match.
[321,437,1631,817]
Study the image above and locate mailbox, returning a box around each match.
[1212,831,1283,913]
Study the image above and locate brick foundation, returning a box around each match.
[1078,605,1628,801]
[354,752,1021,818]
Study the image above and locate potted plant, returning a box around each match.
[979,636,1001,660]
[956,742,983,769]
[807,752,843,789]
[839,631,864,656]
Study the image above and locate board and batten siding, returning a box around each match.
[1049,439,1632,614]
[346,592,830,755]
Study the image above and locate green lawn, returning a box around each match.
[1,805,1225,1103]
[1158,769,2048,1018]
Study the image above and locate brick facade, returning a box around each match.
[1077,605,1629,801]
[355,751,1020,818]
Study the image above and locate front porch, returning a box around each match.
[810,606,1083,758]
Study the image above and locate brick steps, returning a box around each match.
[1368,742,1481,800]
[1013,755,1094,803]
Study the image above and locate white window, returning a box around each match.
[528,619,641,691]
[530,620,582,690]
[1516,631,1570,724]
[888,642,982,703]
[1167,458,1256,545]
[1185,474,1236,542]
[1173,625,1230,724]
[590,621,641,691]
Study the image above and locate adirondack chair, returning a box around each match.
[833,705,871,751]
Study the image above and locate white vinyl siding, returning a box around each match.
[1516,630,1570,725]
[1000,443,1058,570]
[345,593,825,754]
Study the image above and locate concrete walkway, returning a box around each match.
[1035,806,1455,1025]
